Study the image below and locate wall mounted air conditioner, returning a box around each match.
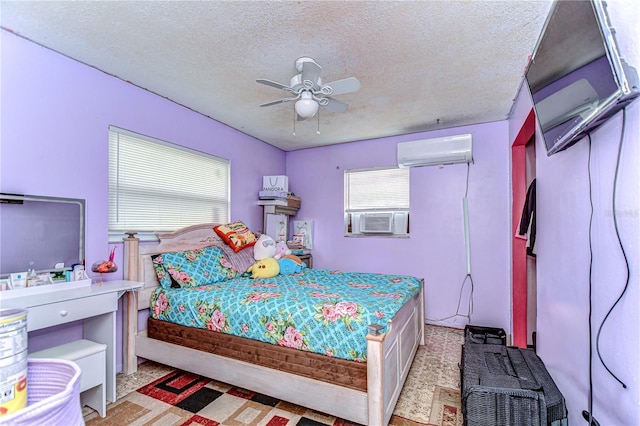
[397,134,473,168]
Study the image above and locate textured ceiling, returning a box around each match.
[0,1,553,151]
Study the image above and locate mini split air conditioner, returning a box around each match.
[397,134,473,168]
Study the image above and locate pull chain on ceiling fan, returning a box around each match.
[257,57,361,123]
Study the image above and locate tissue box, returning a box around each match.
[263,176,288,192]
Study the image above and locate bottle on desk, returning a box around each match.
[26,269,39,287]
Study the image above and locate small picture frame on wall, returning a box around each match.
[292,220,313,249]
[265,213,288,242]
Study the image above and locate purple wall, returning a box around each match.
[1,31,285,370]
[509,2,639,423]
[286,122,511,331]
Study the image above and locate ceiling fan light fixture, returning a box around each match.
[294,91,319,118]
[257,57,359,124]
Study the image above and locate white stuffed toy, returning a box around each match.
[274,241,292,260]
[254,234,276,260]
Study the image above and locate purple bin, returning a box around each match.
[1,358,83,425]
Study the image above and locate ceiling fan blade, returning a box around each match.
[322,97,348,113]
[301,61,322,89]
[260,98,295,107]
[320,77,361,96]
[256,79,293,91]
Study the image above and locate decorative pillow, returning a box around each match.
[151,255,174,289]
[254,234,276,260]
[246,257,280,279]
[274,241,291,260]
[213,221,257,253]
[219,244,256,273]
[151,246,237,288]
[278,254,306,275]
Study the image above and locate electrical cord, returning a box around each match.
[465,159,470,198]
[426,162,474,323]
[595,108,629,389]
[427,274,474,322]
[587,133,595,424]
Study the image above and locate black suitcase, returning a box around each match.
[460,343,567,426]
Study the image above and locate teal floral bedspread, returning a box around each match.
[150,269,422,361]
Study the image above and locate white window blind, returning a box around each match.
[344,167,410,212]
[108,126,230,234]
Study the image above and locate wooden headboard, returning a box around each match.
[123,223,225,310]
[122,223,226,374]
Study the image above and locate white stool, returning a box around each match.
[29,339,107,417]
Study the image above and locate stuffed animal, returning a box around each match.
[274,241,292,260]
[254,234,276,260]
[278,255,306,275]
[246,257,280,278]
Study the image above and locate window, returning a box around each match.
[344,167,410,236]
[108,126,230,241]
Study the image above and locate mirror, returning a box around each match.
[0,193,85,278]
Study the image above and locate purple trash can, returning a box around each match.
[0,358,83,425]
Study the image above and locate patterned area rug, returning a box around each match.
[84,325,463,426]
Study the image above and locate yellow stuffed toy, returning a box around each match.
[246,257,280,278]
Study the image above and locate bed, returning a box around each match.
[121,223,425,425]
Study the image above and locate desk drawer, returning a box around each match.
[27,293,116,331]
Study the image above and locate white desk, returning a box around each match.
[0,279,142,403]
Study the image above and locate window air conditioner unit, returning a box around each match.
[360,213,394,233]
[397,134,473,168]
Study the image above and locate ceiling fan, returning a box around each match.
[257,57,361,120]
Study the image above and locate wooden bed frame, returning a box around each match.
[121,224,425,425]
